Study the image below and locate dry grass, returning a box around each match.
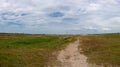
[0,33,76,67]
[79,34,120,67]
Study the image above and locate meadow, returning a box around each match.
[1,33,120,67]
[80,33,120,67]
[0,33,75,67]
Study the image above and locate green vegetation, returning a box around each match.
[0,35,70,48]
[80,33,120,67]
[0,33,75,67]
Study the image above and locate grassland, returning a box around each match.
[0,33,75,67]
[80,33,120,67]
[1,33,120,67]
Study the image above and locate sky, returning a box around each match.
[0,0,120,34]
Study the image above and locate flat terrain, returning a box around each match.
[0,33,75,67]
[56,39,89,67]
[80,33,120,67]
[0,33,120,67]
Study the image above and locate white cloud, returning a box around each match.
[85,3,101,12]
[110,17,120,23]
[0,0,120,34]
[99,0,118,5]
[101,28,111,31]
[84,26,97,30]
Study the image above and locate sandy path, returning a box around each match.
[55,39,89,67]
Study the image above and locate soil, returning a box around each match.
[55,39,89,67]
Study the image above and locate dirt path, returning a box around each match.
[55,39,89,67]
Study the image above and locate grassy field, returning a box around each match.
[1,33,120,67]
[0,33,75,67]
[80,33,120,67]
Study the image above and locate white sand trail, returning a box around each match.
[56,39,89,67]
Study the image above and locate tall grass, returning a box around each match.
[80,34,120,67]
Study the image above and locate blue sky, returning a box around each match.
[0,0,120,34]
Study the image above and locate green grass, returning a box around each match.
[0,33,75,67]
[0,35,70,48]
[80,33,120,67]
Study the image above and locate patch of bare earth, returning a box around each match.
[55,39,89,67]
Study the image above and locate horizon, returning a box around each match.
[0,0,120,34]
[0,32,120,35]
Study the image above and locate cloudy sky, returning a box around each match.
[0,0,120,34]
